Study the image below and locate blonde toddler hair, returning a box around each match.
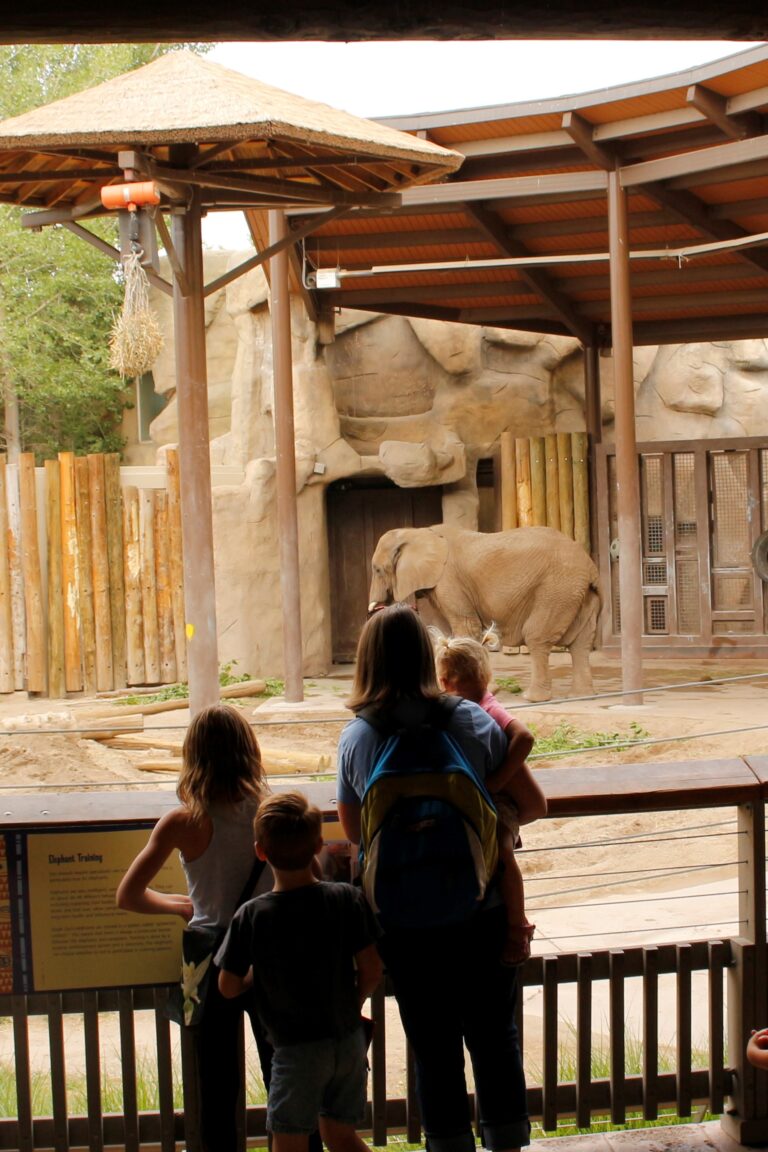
[434,635,492,700]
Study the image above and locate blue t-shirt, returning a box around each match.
[336,695,507,804]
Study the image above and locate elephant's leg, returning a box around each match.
[523,641,553,702]
[569,636,595,697]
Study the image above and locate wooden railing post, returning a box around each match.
[721,798,768,1144]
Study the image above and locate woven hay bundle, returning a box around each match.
[109,251,164,378]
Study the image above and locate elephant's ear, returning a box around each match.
[393,531,449,600]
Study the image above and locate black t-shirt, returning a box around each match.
[216,880,378,1046]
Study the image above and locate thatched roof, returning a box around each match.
[0,50,461,179]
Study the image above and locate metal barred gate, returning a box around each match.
[596,436,768,653]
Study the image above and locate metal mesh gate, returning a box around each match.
[598,437,767,650]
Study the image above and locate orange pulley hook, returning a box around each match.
[100,181,161,212]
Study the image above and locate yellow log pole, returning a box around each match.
[572,431,591,553]
[140,489,161,684]
[88,454,113,692]
[104,454,126,691]
[0,458,15,693]
[19,454,45,694]
[154,491,177,685]
[59,453,82,693]
[545,434,561,531]
[165,448,187,683]
[557,433,575,540]
[6,461,24,690]
[122,486,145,687]
[75,456,97,695]
[45,460,65,699]
[515,438,533,527]
[530,436,547,526]
[500,430,518,531]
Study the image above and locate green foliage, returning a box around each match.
[531,720,649,758]
[261,678,286,697]
[493,676,522,694]
[114,662,252,705]
[0,44,209,462]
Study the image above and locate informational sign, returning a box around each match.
[6,824,185,994]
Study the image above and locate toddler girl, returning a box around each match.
[435,636,546,964]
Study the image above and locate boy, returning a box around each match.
[217,791,383,1152]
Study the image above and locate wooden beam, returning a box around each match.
[464,201,591,343]
[562,111,615,170]
[621,132,768,187]
[643,181,768,275]
[403,169,608,207]
[686,84,761,140]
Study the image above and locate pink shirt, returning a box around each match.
[479,690,514,733]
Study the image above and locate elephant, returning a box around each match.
[368,524,602,702]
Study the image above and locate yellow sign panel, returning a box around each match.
[26,828,185,991]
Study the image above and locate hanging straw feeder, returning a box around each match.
[102,181,164,378]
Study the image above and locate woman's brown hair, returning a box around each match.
[177,704,265,822]
[347,602,441,712]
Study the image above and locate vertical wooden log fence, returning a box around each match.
[0,454,190,698]
[502,431,591,552]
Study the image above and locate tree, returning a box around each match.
[0,45,206,462]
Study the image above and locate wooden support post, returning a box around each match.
[165,449,187,683]
[154,491,177,685]
[500,430,518,531]
[19,453,45,694]
[608,166,643,704]
[140,489,160,685]
[0,459,15,694]
[104,454,126,690]
[58,453,82,693]
[45,460,65,699]
[122,486,145,687]
[557,433,575,540]
[544,434,561,531]
[75,456,97,695]
[171,175,220,716]
[269,209,304,703]
[87,453,113,692]
[515,438,533,527]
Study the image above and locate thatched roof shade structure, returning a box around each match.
[0,51,461,218]
[0,50,461,711]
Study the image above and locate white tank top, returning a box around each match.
[181,799,265,929]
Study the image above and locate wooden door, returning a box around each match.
[327,481,443,662]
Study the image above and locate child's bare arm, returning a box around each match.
[486,717,535,794]
[355,944,384,1008]
[116,811,194,921]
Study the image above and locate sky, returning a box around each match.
[202,39,757,248]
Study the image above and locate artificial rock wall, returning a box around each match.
[146,250,768,677]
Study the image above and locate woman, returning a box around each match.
[337,604,530,1152]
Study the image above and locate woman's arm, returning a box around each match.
[116,809,194,921]
[338,800,362,845]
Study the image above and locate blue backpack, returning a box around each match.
[358,696,498,930]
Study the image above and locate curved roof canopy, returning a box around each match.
[0,51,462,220]
[274,44,768,347]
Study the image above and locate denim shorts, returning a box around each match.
[267,1026,368,1134]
